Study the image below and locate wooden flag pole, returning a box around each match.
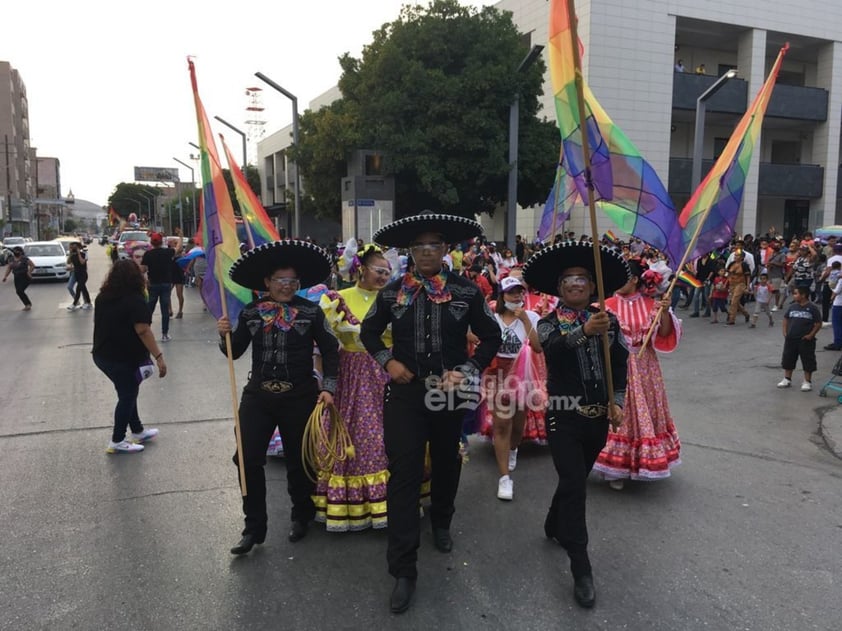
[566,0,617,428]
[214,252,248,497]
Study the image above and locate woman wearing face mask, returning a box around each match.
[314,245,410,532]
[483,276,542,500]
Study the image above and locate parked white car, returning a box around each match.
[22,241,70,281]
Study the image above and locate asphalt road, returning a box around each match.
[0,246,840,631]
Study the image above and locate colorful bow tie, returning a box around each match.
[396,271,452,307]
[256,300,298,332]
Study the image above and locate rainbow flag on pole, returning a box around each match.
[540,0,682,264]
[678,45,788,263]
[677,268,703,289]
[220,135,279,248]
[188,58,252,321]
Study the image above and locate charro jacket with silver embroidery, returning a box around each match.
[537,304,628,410]
[221,295,340,394]
[360,271,501,379]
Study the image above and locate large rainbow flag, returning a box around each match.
[188,59,252,321]
[678,45,788,263]
[220,135,279,248]
[539,0,681,264]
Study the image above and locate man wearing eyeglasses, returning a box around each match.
[524,242,629,610]
[361,213,501,614]
[219,241,340,555]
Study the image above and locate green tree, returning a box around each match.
[292,0,557,219]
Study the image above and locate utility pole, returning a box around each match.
[4,135,11,231]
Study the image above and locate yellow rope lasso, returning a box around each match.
[302,400,355,483]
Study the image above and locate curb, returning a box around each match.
[820,407,842,460]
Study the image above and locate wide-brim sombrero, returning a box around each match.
[372,211,484,248]
[229,240,331,290]
[523,241,631,297]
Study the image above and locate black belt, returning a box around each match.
[575,404,608,418]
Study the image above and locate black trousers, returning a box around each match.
[73,274,91,305]
[13,275,31,307]
[383,381,464,579]
[544,410,609,570]
[233,380,317,538]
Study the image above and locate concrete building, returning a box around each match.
[0,61,36,237]
[35,156,62,238]
[496,0,842,242]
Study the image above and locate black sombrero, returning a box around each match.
[372,211,484,248]
[523,241,631,297]
[229,240,331,291]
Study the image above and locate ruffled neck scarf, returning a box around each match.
[256,299,298,332]
[555,305,592,333]
[396,270,451,307]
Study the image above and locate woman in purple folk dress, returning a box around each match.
[314,246,416,531]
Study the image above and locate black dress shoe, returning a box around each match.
[824,344,841,351]
[288,520,309,542]
[573,574,596,608]
[389,577,416,614]
[544,511,559,542]
[230,533,264,555]
[432,528,453,553]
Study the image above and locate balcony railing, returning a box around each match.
[673,72,828,121]
[670,158,823,198]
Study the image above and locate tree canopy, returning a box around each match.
[292,0,558,220]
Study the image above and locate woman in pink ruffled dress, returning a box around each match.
[594,259,682,489]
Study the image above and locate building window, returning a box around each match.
[365,154,383,176]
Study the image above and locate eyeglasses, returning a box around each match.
[410,242,444,255]
[269,277,300,287]
[560,275,590,287]
[367,265,392,276]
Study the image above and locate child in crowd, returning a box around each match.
[710,268,729,324]
[778,286,822,391]
[750,272,775,328]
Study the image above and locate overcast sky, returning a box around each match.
[1,0,498,206]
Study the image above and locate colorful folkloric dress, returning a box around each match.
[314,286,430,531]
[593,292,682,480]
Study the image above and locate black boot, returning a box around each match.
[288,520,309,542]
[573,574,596,608]
[230,532,265,555]
[432,528,453,553]
[390,577,416,614]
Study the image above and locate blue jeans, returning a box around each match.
[147,283,172,336]
[93,355,145,443]
[692,282,711,315]
[66,271,76,298]
[832,305,842,348]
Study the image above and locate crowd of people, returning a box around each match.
[7,214,833,613]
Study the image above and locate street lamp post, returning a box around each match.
[254,72,301,237]
[692,68,738,192]
[506,45,545,250]
[173,157,195,235]
[214,116,248,170]
[137,189,155,229]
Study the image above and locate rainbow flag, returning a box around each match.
[678,45,788,263]
[188,58,253,321]
[677,269,702,289]
[108,207,121,226]
[603,230,619,244]
[537,167,577,242]
[544,0,682,265]
[220,135,279,248]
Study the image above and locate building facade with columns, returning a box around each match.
[495,0,842,242]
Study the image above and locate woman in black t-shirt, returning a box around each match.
[92,260,168,454]
[2,246,35,310]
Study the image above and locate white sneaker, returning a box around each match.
[106,440,144,454]
[508,448,518,472]
[497,475,514,501]
[66,304,79,311]
[822,321,832,328]
[777,378,791,388]
[801,382,813,392]
[81,303,93,310]
[130,428,159,443]
[771,306,778,312]
[608,479,625,491]
[161,334,172,342]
